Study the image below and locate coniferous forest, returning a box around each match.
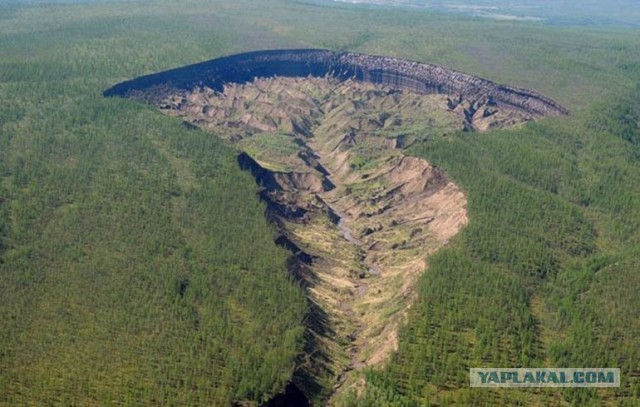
[1,0,640,405]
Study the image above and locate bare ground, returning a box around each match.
[151,76,537,403]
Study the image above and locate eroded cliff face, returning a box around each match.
[104,49,568,118]
[104,51,567,404]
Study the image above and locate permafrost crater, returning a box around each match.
[105,49,567,404]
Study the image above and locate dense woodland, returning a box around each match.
[1,0,640,406]
[0,5,309,404]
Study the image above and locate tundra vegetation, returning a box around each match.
[0,0,639,406]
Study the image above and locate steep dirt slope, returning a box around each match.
[105,49,568,118]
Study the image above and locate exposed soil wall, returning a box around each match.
[105,49,568,117]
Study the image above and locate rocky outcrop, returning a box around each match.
[104,49,568,117]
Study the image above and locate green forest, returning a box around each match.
[1,0,640,406]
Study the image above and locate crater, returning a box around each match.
[105,49,566,404]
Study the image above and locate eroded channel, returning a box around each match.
[157,76,474,402]
[105,49,567,405]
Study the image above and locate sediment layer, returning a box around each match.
[104,49,568,118]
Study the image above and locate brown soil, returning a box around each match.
[149,76,535,403]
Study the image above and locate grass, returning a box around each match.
[238,133,307,172]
